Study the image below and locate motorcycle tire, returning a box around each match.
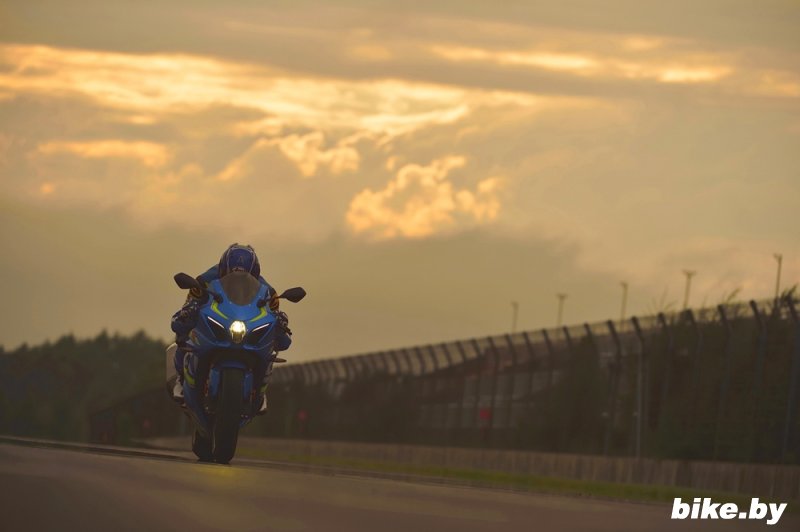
[192,429,213,462]
[211,368,244,464]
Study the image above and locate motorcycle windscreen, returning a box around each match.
[219,271,262,306]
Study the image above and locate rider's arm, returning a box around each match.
[189,265,218,300]
[259,278,280,312]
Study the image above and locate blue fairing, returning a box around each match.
[181,274,279,434]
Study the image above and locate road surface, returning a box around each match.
[0,442,795,531]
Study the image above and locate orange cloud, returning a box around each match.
[216,131,360,181]
[37,140,170,167]
[430,44,734,85]
[0,44,538,138]
[346,156,503,239]
[431,45,599,74]
[273,132,360,177]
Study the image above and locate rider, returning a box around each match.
[170,243,291,414]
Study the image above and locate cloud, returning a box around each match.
[346,156,503,239]
[0,20,797,312]
[270,132,361,178]
[215,131,360,181]
[0,44,514,138]
[430,44,733,85]
[37,139,170,167]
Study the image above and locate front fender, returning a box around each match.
[209,361,253,403]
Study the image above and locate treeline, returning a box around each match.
[0,331,165,441]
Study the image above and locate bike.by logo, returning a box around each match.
[671,497,787,526]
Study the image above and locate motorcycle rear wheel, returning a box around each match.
[211,368,244,464]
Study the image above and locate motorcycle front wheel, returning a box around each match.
[211,368,244,464]
[192,429,213,462]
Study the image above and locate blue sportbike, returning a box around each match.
[165,271,305,463]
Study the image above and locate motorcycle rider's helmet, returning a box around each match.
[218,243,260,279]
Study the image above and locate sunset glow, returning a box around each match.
[1,0,797,357]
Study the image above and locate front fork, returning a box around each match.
[184,352,273,429]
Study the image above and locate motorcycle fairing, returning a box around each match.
[181,274,279,434]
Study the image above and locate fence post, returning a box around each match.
[541,329,556,407]
[298,364,310,386]
[322,360,337,394]
[783,299,800,461]
[414,346,431,430]
[684,309,702,419]
[328,359,339,383]
[605,320,623,456]
[350,357,362,379]
[358,356,369,377]
[272,366,285,385]
[750,300,767,461]
[504,334,519,435]
[522,331,537,403]
[631,316,646,459]
[562,326,574,353]
[302,363,314,386]
[469,338,484,442]
[379,351,393,374]
[316,361,328,385]
[362,354,379,376]
[400,348,415,376]
[438,344,456,430]
[313,361,323,388]
[454,341,470,439]
[288,364,301,384]
[583,323,603,454]
[657,313,674,437]
[485,336,502,446]
[425,345,445,431]
[714,305,733,460]
[341,357,354,382]
[387,350,402,376]
[312,363,323,385]
[413,346,428,375]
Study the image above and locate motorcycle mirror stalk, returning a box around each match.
[173,272,223,303]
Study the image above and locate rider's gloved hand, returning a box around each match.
[177,299,201,323]
[275,310,291,335]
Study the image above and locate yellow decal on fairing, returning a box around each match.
[249,306,267,323]
[211,301,229,320]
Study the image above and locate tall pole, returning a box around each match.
[620,281,629,326]
[556,293,567,327]
[511,301,519,333]
[682,270,696,310]
[774,253,783,302]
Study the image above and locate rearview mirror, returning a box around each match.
[174,272,201,290]
[278,287,306,303]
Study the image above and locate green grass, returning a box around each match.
[236,447,795,509]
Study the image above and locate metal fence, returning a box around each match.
[259,298,800,463]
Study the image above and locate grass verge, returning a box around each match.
[235,447,795,509]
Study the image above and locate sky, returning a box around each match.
[1,0,798,361]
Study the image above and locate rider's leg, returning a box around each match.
[172,346,186,400]
[255,361,273,415]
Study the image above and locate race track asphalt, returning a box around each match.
[0,442,796,531]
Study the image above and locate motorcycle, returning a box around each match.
[165,271,305,463]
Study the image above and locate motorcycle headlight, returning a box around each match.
[229,320,247,343]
